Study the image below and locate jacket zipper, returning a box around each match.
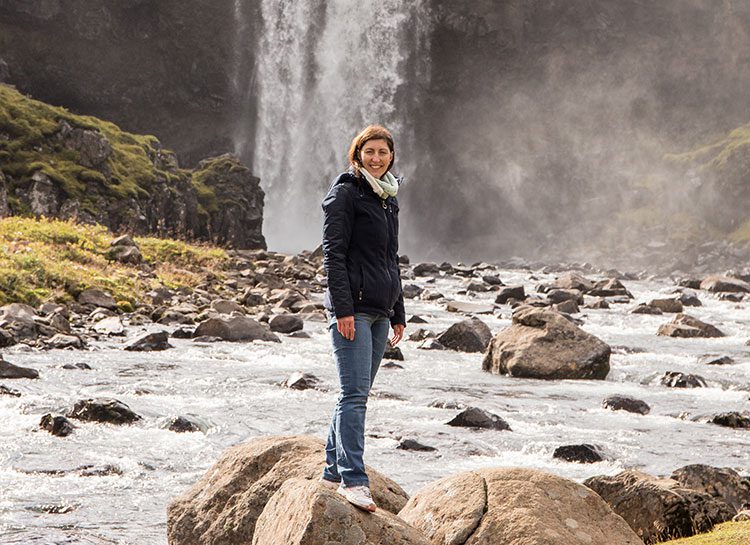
[358,264,364,301]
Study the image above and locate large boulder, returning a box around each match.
[0,356,39,379]
[657,314,725,338]
[252,479,430,545]
[399,468,643,545]
[167,435,409,545]
[437,317,492,353]
[482,305,610,380]
[584,470,736,543]
[671,464,750,512]
[194,315,280,342]
[77,288,117,310]
[700,275,750,293]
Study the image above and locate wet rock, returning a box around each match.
[679,278,703,289]
[553,444,603,463]
[420,290,444,301]
[193,316,280,342]
[671,464,750,512]
[428,399,465,410]
[158,310,193,325]
[381,362,404,369]
[552,272,595,291]
[68,398,141,425]
[124,331,172,351]
[400,468,642,545]
[383,344,404,360]
[631,303,662,315]
[482,274,504,285]
[589,278,632,298]
[287,330,310,339]
[418,338,445,350]
[210,299,245,315]
[698,354,734,366]
[602,395,650,415]
[657,314,725,338]
[408,328,434,342]
[93,316,125,335]
[62,362,92,370]
[495,285,525,304]
[649,298,683,313]
[710,412,750,429]
[413,262,441,276]
[269,314,303,334]
[483,305,611,380]
[700,275,750,293]
[193,335,222,343]
[79,464,123,477]
[446,407,511,431]
[661,372,707,388]
[171,327,195,339]
[40,414,75,437]
[585,469,736,543]
[407,314,427,324]
[167,435,409,545]
[547,288,584,305]
[166,416,203,433]
[445,300,494,314]
[282,371,320,390]
[437,317,492,353]
[0,384,21,396]
[0,357,39,379]
[77,288,117,310]
[465,280,491,292]
[252,479,430,545]
[0,328,15,347]
[402,284,424,299]
[677,290,702,307]
[554,299,580,314]
[719,292,744,302]
[47,333,84,349]
[397,439,437,452]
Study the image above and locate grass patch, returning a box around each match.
[0,216,228,307]
[656,521,750,544]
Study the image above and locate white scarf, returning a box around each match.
[359,167,399,199]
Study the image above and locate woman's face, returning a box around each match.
[359,138,393,178]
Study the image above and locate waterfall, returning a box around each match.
[250,0,430,252]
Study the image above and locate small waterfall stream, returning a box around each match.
[249,0,430,252]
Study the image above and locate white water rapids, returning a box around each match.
[1,270,749,544]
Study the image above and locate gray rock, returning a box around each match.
[700,275,750,293]
[107,245,142,264]
[402,284,425,299]
[661,371,707,388]
[68,398,141,425]
[437,317,492,353]
[698,354,734,366]
[124,331,172,351]
[553,444,603,463]
[445,300,494,314]
[495,285,525,304]
[397,439,437,452]
[77,288,117,310]
[47,333,84,349]
[446,407,511,431]
[40,414,75,437]
[602,395,650,415]
[631,303,663,315]
[0,384,22,396]
[383,344,404,360]
[413,262,441,276]
[165,416,204,433]
[711,412,750,429]
[210,299,245,315]
[269,314,303,334]
[672,464,750,512]
[649,298,683,313]
[193,316,280,342]
[93,316,125,335]
[0,357,39,379]
[657,314,725,338]
[282,372,320,390]
[418,338,445,350]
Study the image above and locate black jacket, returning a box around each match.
[322,170,405,326]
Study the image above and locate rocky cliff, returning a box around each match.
[0,84,265,249]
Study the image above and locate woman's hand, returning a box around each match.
[390,324,405,346]
[337,316,356,340]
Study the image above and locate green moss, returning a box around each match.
[668,123,750,171]
[0,217,227,307]
[656,521,750,544]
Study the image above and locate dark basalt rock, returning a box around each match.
[124,331,172,351]
[413,262,441,276]
[40,414,75,437]
[397,439,437,452]
[698,355,735,366]
[710,412,750,429]
[553,444,603,464]
[68,398,142,425]
[383,344,404,361]
[671,464,750,511]
[602,395,651,415]
[661,372,707,388]
[282,372,320,391]
[381,362,404,369]
[0,357,39,379]
[166,416,203,433]
[677,290,702,307]
[171,327,195,339]
[446,407,511,431]
[61,362,91,370]
[495,285,525,304]
[407,315,428,324]
[403,284,425,299]
[0,384,21,397]
[269,314,303,334]
[436,317,492,353]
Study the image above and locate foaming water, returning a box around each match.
[0,271,749,543]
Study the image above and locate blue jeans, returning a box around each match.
[322,313,390,487]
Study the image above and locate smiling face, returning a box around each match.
[359,138,393,179]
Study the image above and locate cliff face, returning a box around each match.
[0,0,258,167]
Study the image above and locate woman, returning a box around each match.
[320,125,406,512]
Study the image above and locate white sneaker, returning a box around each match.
[338,484,377,512]
[318,477,340,490]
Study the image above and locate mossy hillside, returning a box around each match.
[0,84,195,215]
[656,521,750,545]
[192,155,256,214]
[0,216,228,307]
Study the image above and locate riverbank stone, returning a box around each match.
[40,414,74,437]
[446,407,511,431]
[68,398,141,425]
[437,317,492,353]
[124,331,172,351]
[602,395,651,415]
[0,356,39,379]
[193,315,280,342]
[657,314,725,338]
[553,444,603,463]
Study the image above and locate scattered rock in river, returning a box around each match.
[437,317,492,353]
[165,416,204,433]
[553,299,580,314]
[602,395,650,415]
[698,354,735,366]
[429,399,465,410]
[446,407,511,431]
[124,331,172,351]
[677,290,702,307]
[413,262,441,276]
[269,314,303,334]
[167,435,408,545]
[282,372,320,390]
[631,303,663,315]
[710,412,750,429]
[193,316,280,342]
[402,284,424,299]
[648,298,683,313]
[68,398,142,425]
[171,327,194,339]
[400,468,642,545]
[381,362,404,370]
[553,444,603,463]
[495,285,525,304]
[210,299,245,315]
[77,288,117,310]
[661,371,707,388]
[0,384,21,396]
[719,292,744,302]
[700,274,750,293]
[61,362,92,370]
[445,300,494,314]
[39,414,75,437]
[46,333,84,349]
[396,439,437,452]
[407,314,427,324]
[657,314,725,338]
[93,316,125,335]
[418,338,445,350]
[482,305,611,380]
[383,344,403,360]
[408,328,434,342]
[0,356,39,379]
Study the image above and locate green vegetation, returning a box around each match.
[0,83,194,217]
[0,216,228,307]
[656,521,750,545]
[192,154,254,216]
[667,124,750,171]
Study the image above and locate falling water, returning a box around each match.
[251,0,430,252]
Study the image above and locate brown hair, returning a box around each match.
[347,124,395,174]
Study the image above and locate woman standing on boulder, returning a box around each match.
[320,125,406,512]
